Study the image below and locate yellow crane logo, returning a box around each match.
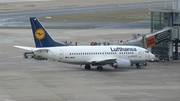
[35,28,45,40]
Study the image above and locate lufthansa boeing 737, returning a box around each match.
[14,17,155,71]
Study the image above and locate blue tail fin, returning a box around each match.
[30,17,67,47]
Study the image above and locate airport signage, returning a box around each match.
[146,30,171,48]
[146,36,156,48]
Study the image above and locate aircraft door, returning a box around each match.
[139,51,142,58]
[59,50,64,59]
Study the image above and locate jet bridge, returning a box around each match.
[145,28,172,60]
[124,27,171,48]
[124,0,180,61]
[124,27,180,61]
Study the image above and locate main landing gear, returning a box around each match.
[136,63,141,69]
[96,66,103,71]
[84,65,103,71]
[84,64,91,70]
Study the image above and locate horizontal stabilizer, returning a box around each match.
[14,46,35,51]
[14,45,48,52]
[33,49,49,52]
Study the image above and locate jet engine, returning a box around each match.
[112,59,131,68]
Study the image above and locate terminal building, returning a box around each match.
[150,0,180,61]
[125,0,180,61]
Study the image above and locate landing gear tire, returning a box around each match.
[85,64,91,70]
[144,63,147,66]
[137,65,141,69]
[97,66,103,71]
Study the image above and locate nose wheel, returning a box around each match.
[136,63,141,69]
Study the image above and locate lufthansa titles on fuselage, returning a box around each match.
[110,47,137,52]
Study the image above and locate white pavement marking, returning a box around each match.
[0,0,50,3]
[0,98,15,101]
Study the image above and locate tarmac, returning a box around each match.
[0,28,180,101]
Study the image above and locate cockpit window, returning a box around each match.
[145,51,149,53]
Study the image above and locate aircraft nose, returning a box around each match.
[150,53,155,59]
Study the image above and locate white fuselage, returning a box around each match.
[34,45,154,65]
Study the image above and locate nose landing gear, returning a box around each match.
[136,63,141,69]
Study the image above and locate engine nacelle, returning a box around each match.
[112,59,131,68]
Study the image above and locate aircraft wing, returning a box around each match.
[87,58,116,64]
[14,45,49,52]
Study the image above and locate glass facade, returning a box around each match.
[173,12,180,26]
[151,10,174,60]
[151,11,173,33]
[151,40,169,60]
